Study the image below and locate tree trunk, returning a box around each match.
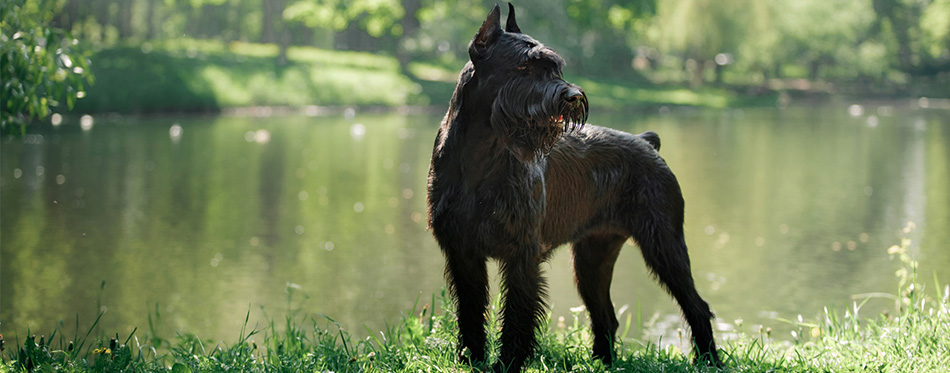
[261,0,277,43]
[871,0,916,71]
[395,0,421,77]
[118,0,133,39]
[277,25,290,65]
[233,0,247,41]
[691,59,706,88]
[52,0,79,31]
[299,25,313,45]
[808,60,821,81]
[145,0,156,39]
[96,0,111,41]
[199,4,222,38]
[341,26,380,51]
[890,14,914,70]
[185,6,198,38]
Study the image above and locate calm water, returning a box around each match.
[2,102,949,347]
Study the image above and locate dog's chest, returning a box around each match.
[430,160,547,251]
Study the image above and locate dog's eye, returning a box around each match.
[516,63,528,71]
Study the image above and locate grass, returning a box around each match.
[72,39,431,114]
[68,38,761,115]
[4,223,947,372]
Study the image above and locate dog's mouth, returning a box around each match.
[553,114,583,132]
[554,87,589,132]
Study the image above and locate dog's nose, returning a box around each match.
[563,87,584,103]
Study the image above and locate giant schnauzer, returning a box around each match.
[427,4,721,371]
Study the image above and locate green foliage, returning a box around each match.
[73,40,763,114]
[74,45,218,113]
[2,312,158,372]
[868,0,950,74]
[284,0,405,37]
[567,0,657,31]
[72,41,429,113]
[778,0,884,80]
[0,0,93,134]
[22,0,950,98]
[640,0,950,86]
[921,0,950,53]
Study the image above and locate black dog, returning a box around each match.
[427,4,721,371]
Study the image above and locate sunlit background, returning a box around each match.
[2,0,949,352]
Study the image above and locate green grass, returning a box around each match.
[73,39,433,114]
[4,227,947,372]
[68,39,769,115]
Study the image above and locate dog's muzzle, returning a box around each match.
[490,79,590,157]
[558,85,588,132]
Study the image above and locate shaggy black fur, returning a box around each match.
[426,4,721,371]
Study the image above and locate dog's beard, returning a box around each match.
[558,93,588,132]
[491,81,588,160]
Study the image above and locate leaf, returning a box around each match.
[171,363,193,373]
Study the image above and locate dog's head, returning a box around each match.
[462,3,589,160]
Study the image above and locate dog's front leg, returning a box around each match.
[445,252,490,366]
[495,247,547,372]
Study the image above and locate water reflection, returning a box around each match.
[1,104,948,348]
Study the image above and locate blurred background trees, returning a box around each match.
[2,0,949,131]
[20,0,950,80]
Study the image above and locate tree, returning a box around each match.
[781,0,880,81]
[1,0,94,134]
[563,0,658,74]
[283,0,404,43]
[648,0,770,86]
[871,0,950,76]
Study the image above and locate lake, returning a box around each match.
[2,101,948,348]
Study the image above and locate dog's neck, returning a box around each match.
[496,120,562,162]
[434,110,547,191]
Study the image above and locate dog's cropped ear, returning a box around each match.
[506,3,521,33]
[471,4,502,59]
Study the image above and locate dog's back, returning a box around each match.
[541,126,672,246]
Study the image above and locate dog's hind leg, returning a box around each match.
[445,252,490,365]
[629,186,723,366]
[496,248,548,372]
[572,233,626,364]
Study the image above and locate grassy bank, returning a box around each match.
[3,229,948,372]
[72,40,432,113]
[70,39,765,115]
